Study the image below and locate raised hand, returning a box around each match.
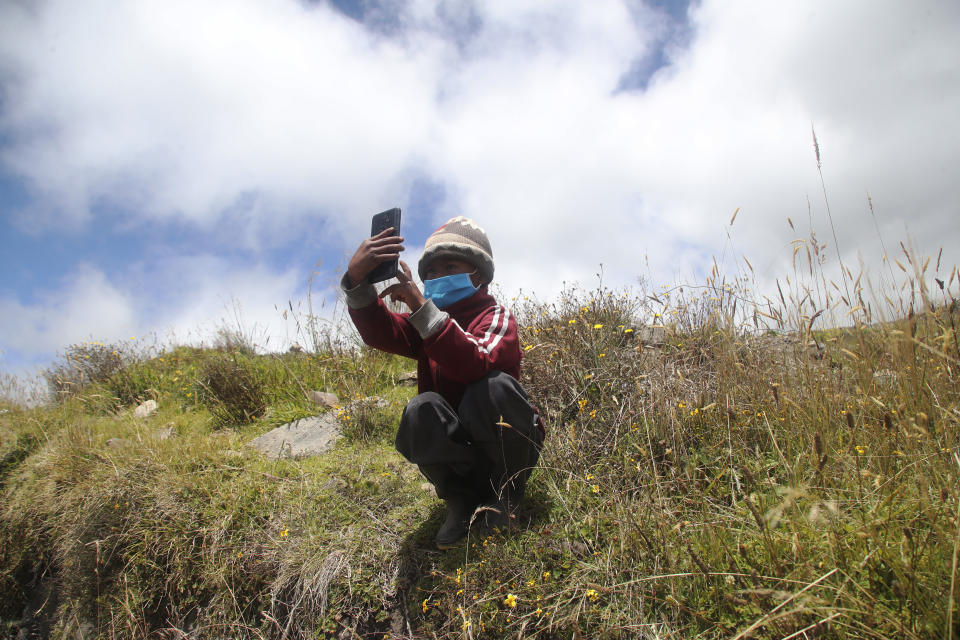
[346,227,404,287]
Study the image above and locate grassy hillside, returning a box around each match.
[2,253,959,639]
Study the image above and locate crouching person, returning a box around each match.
[341,216,544,549]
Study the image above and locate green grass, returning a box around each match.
[2,246,959,638]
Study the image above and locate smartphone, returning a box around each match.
[367,207,402,283]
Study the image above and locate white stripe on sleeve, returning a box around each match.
[450,306,511,356]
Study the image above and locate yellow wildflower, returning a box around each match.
[503,593,517,608]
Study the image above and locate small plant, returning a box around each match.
[0,367,43,410]
[210,298,267,356]
[104,361,164,408]
[43,341,136,401]
[336,397,396,442]
[212,325,258,356]
[197,353,267,428]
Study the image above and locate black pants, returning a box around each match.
[395,371,543,504]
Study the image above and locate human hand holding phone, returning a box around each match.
[347,208,404,287]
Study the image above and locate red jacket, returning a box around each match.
[346,283,522,410]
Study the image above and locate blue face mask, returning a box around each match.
[423,272,478,309]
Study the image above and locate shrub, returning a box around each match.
[197,354,267,428]
[104,361,164,408]
[43,342,129,401]
[212,325,258,356]
[336,397,397,442]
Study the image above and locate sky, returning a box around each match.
[2,0,959,379]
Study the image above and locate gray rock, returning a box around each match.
[307,390,340,408]
[249,414,342,459]
[397,371,418,386]
[133,399,157,418]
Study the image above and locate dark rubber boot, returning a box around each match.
[435,496,477,550]
[478,479,526,532]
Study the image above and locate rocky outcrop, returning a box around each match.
[249,414,342,459]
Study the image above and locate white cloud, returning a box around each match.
[0,0,441,232]
[0,256,323,367]
[0,264,138,357]
[428,0,960,300]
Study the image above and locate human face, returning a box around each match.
[424,257,483,287]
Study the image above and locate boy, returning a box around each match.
[341,216,544,549]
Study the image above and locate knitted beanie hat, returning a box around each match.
[418,216,495,284]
